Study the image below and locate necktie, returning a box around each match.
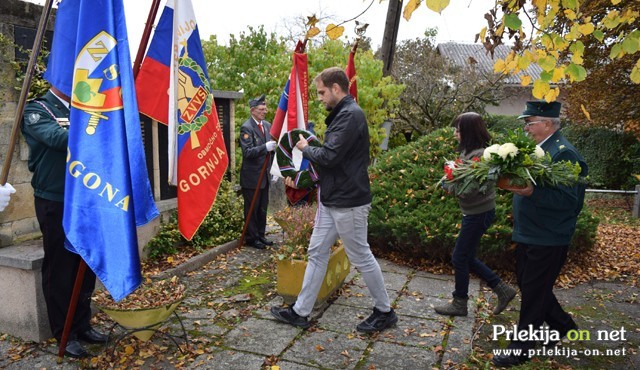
[258,122,264,135]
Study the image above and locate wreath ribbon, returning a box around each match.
[276,129,321,189]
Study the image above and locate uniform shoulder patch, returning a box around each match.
[27,112,41,125]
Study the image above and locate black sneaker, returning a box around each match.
[270,305,311,329]
[356,307,398,333]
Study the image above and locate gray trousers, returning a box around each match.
[293,203,391,317]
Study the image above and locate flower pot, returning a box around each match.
[276,244,350,305]
[497,177,527,190]
[97,299,182,341]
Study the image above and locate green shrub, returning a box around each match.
[563,125,640,190]
[369,128,598,269]
[485,114,521,135]
[144,179,244,260]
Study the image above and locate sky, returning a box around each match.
[25,0,492,56]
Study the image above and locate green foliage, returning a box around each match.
[563,125,640,189]
[144,179,244,260]
[369,128,598,268]
[201,29,403,162]
[485,115,522,135]
[0,32,50,99]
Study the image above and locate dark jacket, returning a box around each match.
[301,95,372,208]
[21,91,70,202]
[512,130,588,246]
[239,117,273,189]
[454,148,495,215]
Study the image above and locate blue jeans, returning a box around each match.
[452,209,500,299]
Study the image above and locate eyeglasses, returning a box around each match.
[524,120,545,128]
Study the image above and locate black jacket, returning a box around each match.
[302,95,372,208]
[239,117,273,189]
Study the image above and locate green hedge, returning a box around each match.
[144,179,244,260]
[368,128,598,269]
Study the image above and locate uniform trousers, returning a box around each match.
[510,243,575,350]
[242,185,269,244]
[293,203,391,317]
[35,197,96,341]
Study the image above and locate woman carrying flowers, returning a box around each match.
[435,112,516,317]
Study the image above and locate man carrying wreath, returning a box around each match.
[493,101,588,367]
[270,67,397,332]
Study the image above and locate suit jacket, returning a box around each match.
[239,117,273,189]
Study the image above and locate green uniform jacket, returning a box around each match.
[21,91,69,202]
[512,130,588,246]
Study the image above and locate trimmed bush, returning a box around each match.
[563,126,640,190]
[368,128,598,269]
[144,179,244,260]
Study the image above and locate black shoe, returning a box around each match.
[356,307,398,333]
[64,340,90,358]
[259,237,274,246]
[492,353,530,367]
[247,240,267,250]
[78,328,108,344]
[270,305,311,329]
[547,321,578,347]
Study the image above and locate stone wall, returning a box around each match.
[0,0,56,247]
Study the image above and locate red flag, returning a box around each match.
[136,0,228,240]
[346,43,358,102]
[270,41,311,205]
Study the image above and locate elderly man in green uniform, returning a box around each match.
[493,101,588,367]
[22,86,107,358]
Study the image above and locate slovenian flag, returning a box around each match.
[270,41,313,204]
[44,0,159,301]
[135,0,229,240]
[346,43,358,102]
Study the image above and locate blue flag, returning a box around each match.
[45,0,159,301]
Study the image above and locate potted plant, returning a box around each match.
[92,276,185,341]
[273,204,350,304]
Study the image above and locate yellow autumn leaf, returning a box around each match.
[477,26,487,42]
[325,24,344,40]
[426,0,450,14]
[580,104,592,120]
[544,87,560,102]
[403,0,421,21]
[306,27,321,39]
[167,256,174,263]
[578,22,595,36]
[124,345,135,355]
[572,53,584,64]
[551,66,565,82]
[564,9,577,20]
[532,79,550,99]
[631,63,640,83]
[493,59,506,74]
[520,75,532,86]
[270,367,281,370]
[306,15,319,27]
[611,0,621,4]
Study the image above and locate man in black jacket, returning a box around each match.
[239,95,276,249]
[271,67,397,332]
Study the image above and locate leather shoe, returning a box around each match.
[64,339,90,358]
[247,240,266,250]
[259,237,274,246]
[78,328,108,344]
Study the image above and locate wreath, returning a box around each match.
[276,129,321,189]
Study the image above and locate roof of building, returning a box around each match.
[436,42,543,85]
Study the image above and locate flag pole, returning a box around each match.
[133,0,162,79]
[56,260,88,363]
[0,0,54,185]
[238,152,271,248]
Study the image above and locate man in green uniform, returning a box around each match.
[493,101,588,367]
[22,87,107,358]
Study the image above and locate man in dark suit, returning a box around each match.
[239,95,276,249]
[22,87,108,358]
